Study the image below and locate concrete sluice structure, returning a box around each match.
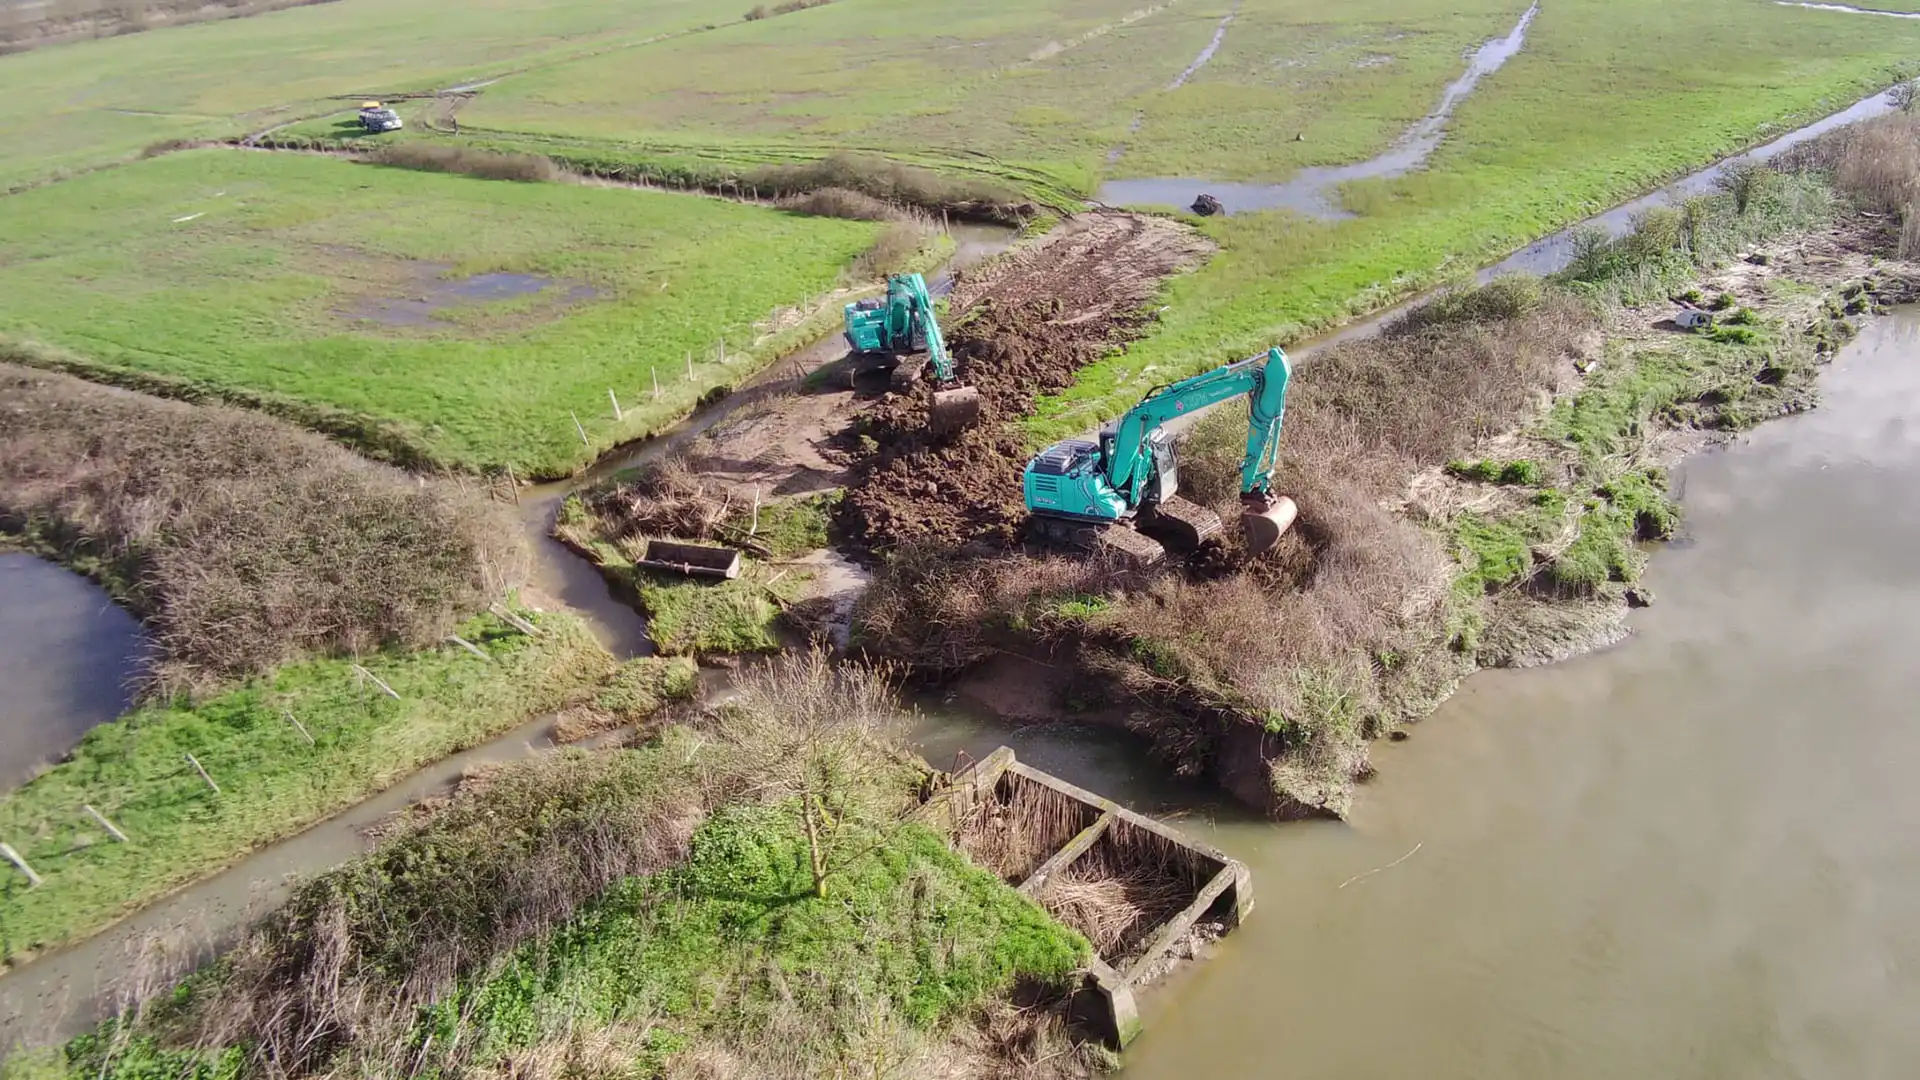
[917,747,1253,1048]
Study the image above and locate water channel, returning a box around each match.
[0,555,145,792]
[1099,2,1540,218]
[1117,311,1920,1079]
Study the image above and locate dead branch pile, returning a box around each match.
[579,456,735,542]
[0,363,521,691]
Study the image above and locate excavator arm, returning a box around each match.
[1105,348,1291,499]
[1100,347,1297,553]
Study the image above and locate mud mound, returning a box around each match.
[839,212,1213,553]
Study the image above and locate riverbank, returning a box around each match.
[855,121,1920,818]
[17,653,1105,1080]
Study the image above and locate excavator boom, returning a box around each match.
[1022,347,1296,560]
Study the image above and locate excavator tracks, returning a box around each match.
[1141,495,1224,550]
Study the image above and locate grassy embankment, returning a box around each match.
[861,145,1893,815]
[19,654,1093,1080]
[0,149,921,477]
[0,366,682,966]
[0,606,614,971]
[556,459,837,656]
[0,0,726,192]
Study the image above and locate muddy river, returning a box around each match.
[1114,311,1920,1078]
[0,556,145,791]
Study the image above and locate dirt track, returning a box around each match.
[838,211,1214,553]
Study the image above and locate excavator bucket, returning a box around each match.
[1241,496,1299,556]
[929,385,982,435]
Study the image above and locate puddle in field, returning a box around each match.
[1776,1,1920,18]
[0,555,146,791]
[350,266,600,328]
[1100,1,1540,217]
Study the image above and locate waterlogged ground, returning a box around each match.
[1117,312,1920,1079]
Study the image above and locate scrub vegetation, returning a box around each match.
[38,653,1093,1080]
[0,150,894,476]
[0,363,518,689]
[0,606,612,970]
[554,460,827,656]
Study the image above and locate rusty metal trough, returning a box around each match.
[635,539,742,580]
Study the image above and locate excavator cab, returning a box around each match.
[842,274,979,434]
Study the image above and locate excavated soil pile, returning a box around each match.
[839,211,1213,553]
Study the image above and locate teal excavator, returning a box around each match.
[843,273,981,433]
[1022,347,1298,565]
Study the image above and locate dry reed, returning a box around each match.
[0,363,521,690]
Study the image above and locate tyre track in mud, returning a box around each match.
[837,210,1214,555]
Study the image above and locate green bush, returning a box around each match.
[1711,325,1759,345]
[1447,458,1546,485]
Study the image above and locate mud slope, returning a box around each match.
[841,211,1212,552]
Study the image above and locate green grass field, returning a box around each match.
[0,607,611,969]
[0,149,888,476]
[0,0,723,191]
[1025,0,1920,440]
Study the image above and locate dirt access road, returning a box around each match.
[651,210,1212,554]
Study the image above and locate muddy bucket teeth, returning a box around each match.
[1241,495,1298,556]
[929,385,982,435]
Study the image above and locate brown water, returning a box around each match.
[0,556,146,791]
[1119,311,1920,1078]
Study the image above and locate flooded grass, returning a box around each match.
[0,150,889,476]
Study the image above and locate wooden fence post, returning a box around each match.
[185,753,220,794]
[447,635,489,661]
[0,843,41,887]
[352,664,402,701]
[608,388,623,421]
[83,805,129,843]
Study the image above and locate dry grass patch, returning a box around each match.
[0,364,521,690]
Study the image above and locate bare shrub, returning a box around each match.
[0,364,520,689]
[709,648,910,897]
[856,546,1127,671]
[777,185,899,221]
[575,456,735,543]
[748,152,1026,219]
[853,219,935,277]
[368,142,561,183]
